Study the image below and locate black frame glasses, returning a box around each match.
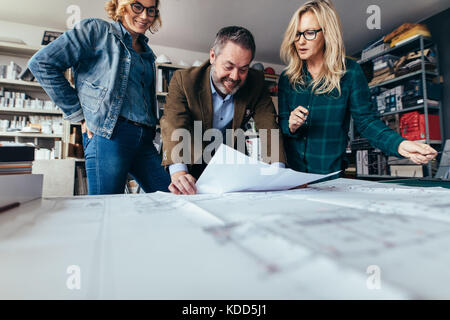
[294,29,322,41]
[130,1,159,17]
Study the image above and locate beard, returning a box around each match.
[211,64,243,96]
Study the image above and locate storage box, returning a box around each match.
[399,112,441,141]
[390,165,423,177]
[356,150,369,175]
[361,43,389,61]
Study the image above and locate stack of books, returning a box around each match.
[0,142,35,175]
[361,37,389,61]
[369,54,399,86]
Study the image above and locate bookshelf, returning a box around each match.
[0,41,40,57]
[0,106,63,115]
[351,35,443,179]
[0,41,87,195]
[155,63,188,119]
[0,78,44,91]
[0,42,66,157]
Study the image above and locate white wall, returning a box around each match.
[0,20,55,48]
[0,20,285,74]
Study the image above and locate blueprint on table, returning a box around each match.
[0,178,449,299]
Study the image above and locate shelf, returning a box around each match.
[0,132,63,138]
[358,36,434,64]
[0,41,41,57]
[0,107,62,115]
[369,70,438,89]
[156,92,168,97]
[0,78,44,90]
[379,104,440,116]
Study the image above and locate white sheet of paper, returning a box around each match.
[196,144,340,194]
[0,174,43,207]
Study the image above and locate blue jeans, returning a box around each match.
[82,118,170,195]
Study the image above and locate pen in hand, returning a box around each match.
[289,105,309,133]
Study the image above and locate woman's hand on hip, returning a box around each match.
[289,106,309,134]
[81,120,93,139]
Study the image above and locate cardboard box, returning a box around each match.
[390,165,423,177]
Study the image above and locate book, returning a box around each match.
[19,68,35,82]
[0,143,35,162]
[0,162,32,169]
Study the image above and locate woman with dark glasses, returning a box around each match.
[28,0,171,195]
[278,0,437,175]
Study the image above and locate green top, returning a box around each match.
[278,58,406,174]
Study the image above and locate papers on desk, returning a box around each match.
[196,144,340,194]
[1,179,450,299]
[0,174,43,207]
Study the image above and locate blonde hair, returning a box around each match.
[280,0,346,96]
[105,0,162,33]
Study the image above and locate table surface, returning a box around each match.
[1,178,449,299]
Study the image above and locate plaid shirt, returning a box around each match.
[278,58,405,174]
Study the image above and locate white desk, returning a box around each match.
[1,178,449,299]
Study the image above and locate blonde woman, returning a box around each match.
[278,0,437,174]
[28,0,170,194]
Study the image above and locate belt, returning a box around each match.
[118,116,153,129]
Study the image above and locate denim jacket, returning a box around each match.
[28,18,157,139]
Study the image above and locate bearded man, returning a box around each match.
[161,26,286,195]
